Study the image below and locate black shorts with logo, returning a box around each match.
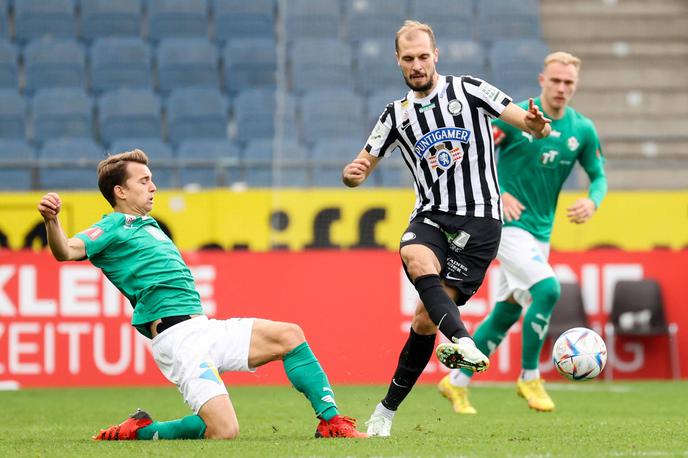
[399,211,502,305]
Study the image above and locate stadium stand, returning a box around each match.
[98,89,162,145]
[354,39,407,95]
[0,89,26,138]
[30,88,93,144]
[79,0,143,41]
[212,0,275,42]
[311,139,361,187]
[89,37,153,92]
[156,38,220,92]
[38,138,100,189]
[408,0,474,42]
[300,89,365,142]
[0,0,7,39]
[23,38,86,93]
[177,138,240,188]
[222,38,276,94]
[147,0,209,41]
[476,0,542,43]
[109,137,175,187]
[289,39,353,93]
[0,139,34,190]
[0,39,17,88]
[13,0,77,42]
[284,0,341,40]
[344,0,408,43]
[441,39,489,80]
[233,88,298,144]
[490,39,549,102]
[166,87,229,144]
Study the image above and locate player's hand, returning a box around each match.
[567,198,596,224]
[342,157,371,187]
[524,98,551,139]
[502,192,525,222]
[38,192,62,222]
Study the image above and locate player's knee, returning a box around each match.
[205,423,240,440]
[280,322,306,351]
[401,249,436,280]
[411,309,436,334]
[531,277,561,308]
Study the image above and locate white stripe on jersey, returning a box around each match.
[365,75,512,221]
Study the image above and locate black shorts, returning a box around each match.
[399,211,502,305]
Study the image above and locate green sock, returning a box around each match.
[283,342,339,421]
[136,415,207,440]
[459,300,522,377]
[522,277,561,369]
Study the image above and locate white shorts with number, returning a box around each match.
[494,226,555,307]
[151,315,256,414]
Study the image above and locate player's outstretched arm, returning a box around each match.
[342,150,380,188]
[37,192,86,261]
[499,98,552,139]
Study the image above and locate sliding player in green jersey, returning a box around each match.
[438,51,607,413]
[38,149,366,440]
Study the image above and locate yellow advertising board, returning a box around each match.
[1,190,686,251]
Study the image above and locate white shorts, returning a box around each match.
[151,315,256,414]
[494,226,555,307]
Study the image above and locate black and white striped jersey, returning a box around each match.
[365,74,512,221]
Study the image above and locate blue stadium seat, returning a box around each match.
[409,0,474,41]
[31,88,93,144]
[242,139,307,187]
[0,139,35,190]
[90,38,152,92]
[311,139,360,187]
[148,0,208,41]
[109,137,175,187]
[0,39,18,89]
[300,89,365,143]
[166,88,228,144]
[23,39,86,93]
[80,0,142,41]
[14,0,77,42]
[476,0,542,42]
[441,40,489,80]
[284,0,340,40]
[377,153,410,188]
[38,138,101,189]
[177,138,240,187]
[366,89,404,132]
[289,39,353,93]
[222,38,276,94]
[0,89,26,138]
[98,89,162,144]
[355,39,406,95]
[0,0,8,39]
[490,39,549,97]
[212,0,275,42]
[234,88,297,144]
[156,38,219,92]
[344,0,407,43]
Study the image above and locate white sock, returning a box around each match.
[374,402,395,420]
[520,369,540,381]
[449,370,472,387]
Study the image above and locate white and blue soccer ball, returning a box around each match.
[552,327,607,381]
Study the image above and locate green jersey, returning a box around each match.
[493,98,607,241]
[74,212,203,338]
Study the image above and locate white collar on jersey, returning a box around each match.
[407,75,447,105]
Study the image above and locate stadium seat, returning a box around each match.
[300,89,365,143]
[0,39,17,89]
[98,89,162,145]
[0,1,8,40]
[409,0,474,41]
[0,89,27,138]
[344,0,407,43]
[90,38,153,92]
[242,139,307,187]
[147,0,209,41]
[177,138,240,187]
[14,0,77,42]
[289,39,353,93]
[355,39,407,95]
[311,139,360,187]
[476,0,542,42]
[441,40,489,80]
[38,138,101,189]
[109,137,175,187]
[233,88,297,144]
[212,0,275,42]
[0,139,35,190]
[166,88,228,144]
[23,38,86,93]
[284,0,341,40]
[546,282,589,340]
[376,153,410,187]
[490,39,549,97]
[156,38,219,92]
[30,88,93,144]
[222,38,276,94]
[366,88,406,132]
[80,0,142,41]
[605,279,681,380]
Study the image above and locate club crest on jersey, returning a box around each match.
[414,127,471,159]
[567,136,580,151]
[447,99,463,115]
[429,146,463,170]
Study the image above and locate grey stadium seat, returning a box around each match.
[0,89,27,139]
[80,0,142,41]
[222,38,276,94]
[166,88,228,144]
[242,139,308,187]
[284,0,341,40]
[289,39,353,93]
[90,37,153,92]
[38,138,102,190]
[23,38,86,93]
[31,88,93,144]
[233,88,297,144]
[98,89,162,145]
[311,139,361,187]
[300,89,365,143]
[212,0,275,42]
[0,0,7,39]
[476,0,542,43]
[0,39,17,89]
[14,0,77,42]
[344,0,407,43]
[148,0,208,41]
[0,139,35,190]
[156,38,219,92]
[177,138,241,187]
[409,0,474,41]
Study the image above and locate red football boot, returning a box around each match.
[314,415,368,438]
[92,409,153,440]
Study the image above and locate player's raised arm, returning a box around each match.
[37,192,86,261]
[342,149,381,188]
[499,98,552,139]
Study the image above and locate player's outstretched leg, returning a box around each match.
[93,409,207,440]
[435,338,489,372]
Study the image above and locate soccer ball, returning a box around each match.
[552,327,607,381]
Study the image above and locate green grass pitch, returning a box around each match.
[1,381,687,457]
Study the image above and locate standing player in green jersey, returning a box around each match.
[438,52,607,413]
[37,149,367,440]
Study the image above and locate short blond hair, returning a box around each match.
[97,149,149,207]
[395,20,436,53]
[544,51,581,70]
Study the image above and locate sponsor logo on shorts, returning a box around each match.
[449,231,471,252]
[401,232,416,242]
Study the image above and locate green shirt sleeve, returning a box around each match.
[577,120,607,209]
[74,216,118,258]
